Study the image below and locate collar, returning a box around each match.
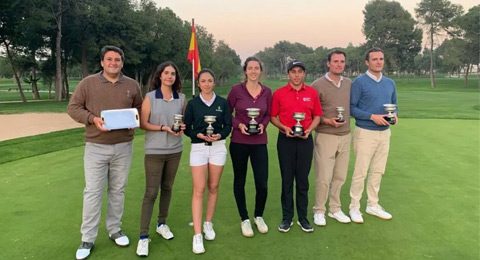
[287,82,306,91]
[200,92,216,107]
[366,70,382,82]
[325,73,344,87]
[155,88,179,100]
[99,71,124,83]
[243,82,265,94]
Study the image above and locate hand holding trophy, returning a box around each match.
[246,108,260,134]
[172,114,183,133]
[204,115,217,146]
[335,107,345,123]
[383,104,396,125]
[292,112,305,136]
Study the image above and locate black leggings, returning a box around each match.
[229,142,269,221]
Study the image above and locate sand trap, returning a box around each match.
[0,113,84,142]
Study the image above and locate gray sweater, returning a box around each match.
[144,89,185,154]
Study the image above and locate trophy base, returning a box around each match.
[383,116,396,124]
[172,125,181,133]
[335,118,345,123]
[247,128,260,134]
[293,126,304,136]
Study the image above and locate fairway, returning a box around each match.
[0,118,478,259]
[0,76,479,259]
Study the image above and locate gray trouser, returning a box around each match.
[81,141,133,242]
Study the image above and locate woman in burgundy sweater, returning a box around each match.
[227,57,272,237]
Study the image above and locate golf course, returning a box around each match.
[0,76,478,259]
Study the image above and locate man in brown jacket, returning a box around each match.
[311,50,352,226]
[68,45,143,260]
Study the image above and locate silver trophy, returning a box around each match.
[204,115,217,146]
[292,112,305,136]
[246,108,260,134]
[383,104,396,124]
[172,114,183,133]
[336,106,345,123]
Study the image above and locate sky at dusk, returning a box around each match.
[153,0,477,60]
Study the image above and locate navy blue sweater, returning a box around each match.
[184,95,232,143]
[350,74,397,130]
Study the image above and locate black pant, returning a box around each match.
[229,142,269,221]
[277,132,313,221]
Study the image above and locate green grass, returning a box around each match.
[0,78,81,102]
[2,77,479,119]
[0,100,70,114]
[0,76,479,259]
[0,119,478,259]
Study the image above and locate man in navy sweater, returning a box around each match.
[348,47,398,224]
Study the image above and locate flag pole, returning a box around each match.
[192,18,195,98]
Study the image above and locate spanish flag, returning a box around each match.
[187,20,201,79]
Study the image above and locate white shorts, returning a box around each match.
[190,140,227,166]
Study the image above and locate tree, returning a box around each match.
[211,40,241,85]
[455,5,480,87]
[435,38,466,76]
[363,0,422,74]
[344,43,365,77]
[0,0,31,102]
[415,0,463,88]
[0,57,13,77]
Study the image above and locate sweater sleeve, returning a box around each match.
[350,78,372,120]
[260,88,272,127]
[132,83,143,114]
[219,100,232,139]
[392,82,398,115]
[227,86,240,128]
[184,100,195,138]
[67,80,96,125]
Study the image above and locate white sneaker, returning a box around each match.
[349,208,364,224]
[156,224,174,240]
[254,217,269,233]
[241,219,254,237]
[328,211,351,223]
[109,230,129,247]
[203,221,216,241]
[76,242,94,260]
[136,238,150,257]
[366,205,393,220]
[313,213,326,226]
[192,234,205,254]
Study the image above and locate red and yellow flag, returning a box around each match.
[187,21,201,79]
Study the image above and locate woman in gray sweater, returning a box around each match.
[136,61,186,257]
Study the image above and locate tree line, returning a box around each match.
[0,0,241,102]
[254,0,478,88]
[1,0,478,103]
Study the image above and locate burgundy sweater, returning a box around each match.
[227,82,272,144]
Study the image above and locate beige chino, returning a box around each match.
[349,127,390,209]
[313,132,351,214]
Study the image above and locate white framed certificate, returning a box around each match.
[101,108,140,130]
